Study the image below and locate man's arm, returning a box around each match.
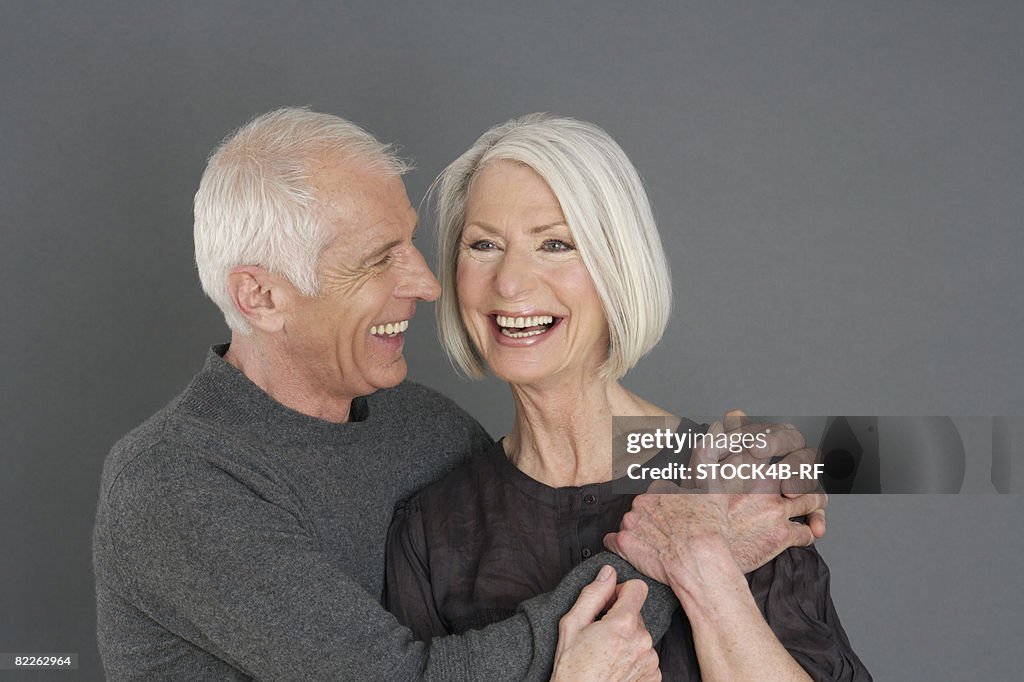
[101,446,675,681]
[385,499,666,681]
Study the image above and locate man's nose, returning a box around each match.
[397,246,441,301]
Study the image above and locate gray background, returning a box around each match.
[2,2,1022,679]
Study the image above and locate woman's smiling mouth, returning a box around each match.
[492,313,561,339]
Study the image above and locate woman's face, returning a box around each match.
[456,160,609,386]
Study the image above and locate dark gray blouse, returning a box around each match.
[385,439,871,680]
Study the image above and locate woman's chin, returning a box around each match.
[488,362,557,387]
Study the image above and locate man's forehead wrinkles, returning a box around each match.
[324,214,411,264]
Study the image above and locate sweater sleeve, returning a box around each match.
[105,443,676,682]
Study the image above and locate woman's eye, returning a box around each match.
[541,239,574,252]
[469,240,498,251]
[374,254,393,268]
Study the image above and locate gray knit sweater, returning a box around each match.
[93,346,677,681]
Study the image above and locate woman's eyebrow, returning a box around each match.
[528,222,569,235]
[465,221,568,235]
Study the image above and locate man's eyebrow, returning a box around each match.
[361,219,418,264]
[363,238,402,263]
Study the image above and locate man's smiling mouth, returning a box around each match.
[370,319,409,337]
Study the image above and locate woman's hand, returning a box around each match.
[550,565,661,682]
[606,412,828,579]
[604,484,738,589]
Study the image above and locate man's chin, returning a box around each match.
[369,357,409,391]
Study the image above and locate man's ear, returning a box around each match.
[226,266,289,333]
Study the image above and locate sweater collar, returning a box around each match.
[178,344,371,434]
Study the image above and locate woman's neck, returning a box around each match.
[505,374,674,488]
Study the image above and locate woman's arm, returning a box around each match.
[751,546,872,681]
[671,534,813,682]
[606,490,869,681]
[383,498,454,640]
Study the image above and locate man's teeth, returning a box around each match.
[495,314,555,338]
[495,314,554,328]
[370,320,409,336]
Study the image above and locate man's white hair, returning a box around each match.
[194,107,412,333]
[434,113,673,381]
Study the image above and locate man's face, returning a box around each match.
[281,155,440,400]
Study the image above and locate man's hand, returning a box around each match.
[687,411,826,537]
[605,481,827,588]
[551,565,661,682]
[605,411,829,578]
[718,489,827,573]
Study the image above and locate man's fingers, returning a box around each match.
[647,480,681,495]
[561,565,618,632]
[607,578,648,618]
[807,509,827,538]
[730,422,806,460]
[724,409,749,432]
[782,491,829,519]
[604,531,622,556]
[779,448,823,495]
[787,520,817,548]
[689,421,727,475]
[779,446,820,468]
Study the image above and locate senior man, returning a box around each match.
[93,108,827,681]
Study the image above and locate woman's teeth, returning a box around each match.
[496,314,554,327]
[502,328,546,338]
[495,314,555,338]
[370,319,409,337]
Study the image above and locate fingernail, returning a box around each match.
[597,565,614,582]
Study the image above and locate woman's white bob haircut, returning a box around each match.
[434,113,672,381]
[194,107,411,333]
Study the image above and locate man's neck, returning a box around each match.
[224,335,354,423]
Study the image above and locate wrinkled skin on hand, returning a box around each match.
[691,413,826,534]
[607,412,829,577]
[551,566,662,682]
[606,483,827,578]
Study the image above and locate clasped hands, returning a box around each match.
[551,412,826,682]
[606,410,827,583]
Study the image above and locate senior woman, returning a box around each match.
[385,114,870,680]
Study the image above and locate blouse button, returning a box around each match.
[581,547,592,558]
[583,494,596,505]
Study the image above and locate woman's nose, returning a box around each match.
[492,247,538,301]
